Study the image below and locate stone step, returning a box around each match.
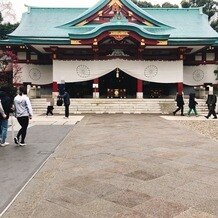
[30,98,208,115]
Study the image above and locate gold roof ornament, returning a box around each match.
[71,40,82,45]
[93,38,98,45]
[157,40,168,45]
[109,31,129,41]
[143,20,153,26]
[108,0,123,8]
[141,39,145,46]
[77,20,88,26]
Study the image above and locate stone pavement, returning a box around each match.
[0,115,84,217]
[1,114,218,218]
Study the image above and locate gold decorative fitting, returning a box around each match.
[157,41,168,46]
[128,11,133,16]
[141,39,145,46]
[6,46,11,49]
[143,20,153,26]
[108,0,123,8]
[71,40,82,45]
[93,39,98,45]
[98,11,103,16]
[77,20,88,26]
[112,3,120,12]
[109,31,129,41]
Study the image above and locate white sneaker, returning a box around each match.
[0,142,9,147]
[14,137,19,144]
[19,142,27,147]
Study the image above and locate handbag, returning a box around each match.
[57,97,63,106]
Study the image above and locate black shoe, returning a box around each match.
[204,116,208,119]
[173,112,176,116]
[213,117,217,119]
[181,114,185,116]
[14,137,19,144]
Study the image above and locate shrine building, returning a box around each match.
[0,0,218,99]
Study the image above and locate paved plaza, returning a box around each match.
[0,114,218,218]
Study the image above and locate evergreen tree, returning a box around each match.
[181,0,218,20]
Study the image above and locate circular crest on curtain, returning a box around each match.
[144,65,158,79]
[193,69,204,82]
[76,65,91,78]
[29,68,41,81]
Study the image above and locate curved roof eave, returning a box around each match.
[169,38,217,45]
[0,36,70,45]
[120,0,170,27]
[58,0,171,28]
[214,40,218,46]
[69,23,170,40]
[58,0,108,28]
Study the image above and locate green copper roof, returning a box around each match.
[143,8,218,39]
[69,23,170,40]
[1,1,217,46]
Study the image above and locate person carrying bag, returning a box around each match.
[57,96,63,106]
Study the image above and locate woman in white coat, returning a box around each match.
[14,86,33,146]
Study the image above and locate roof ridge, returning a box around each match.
[143,7,201,10]
[25,5,88,10]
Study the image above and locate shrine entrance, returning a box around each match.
[99,68,136,98]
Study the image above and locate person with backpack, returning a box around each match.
[0,87,13,147]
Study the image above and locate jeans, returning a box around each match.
[0,119,8,144]
[188,107,198,116]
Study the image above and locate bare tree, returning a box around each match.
[0,0,16,23]
[0,49,22,85]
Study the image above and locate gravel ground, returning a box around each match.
[175,120,218,142]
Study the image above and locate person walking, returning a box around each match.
[59,89,70,118]
[187,93,198,116]
[0,87,13,147]
[173,92,185,116]
[14,86,33,146]
[0,99,6,146]
[205,94,217,119]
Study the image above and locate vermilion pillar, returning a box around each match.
[52,81,58,97]
[177,82,184,94]
[93,78,99,98]
[137,79,143,98]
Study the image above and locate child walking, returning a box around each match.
[187,93,198,116]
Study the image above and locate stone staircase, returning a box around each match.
[30,98,208,115]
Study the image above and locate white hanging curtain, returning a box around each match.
[53,59,183,83]
[183,65,217,86]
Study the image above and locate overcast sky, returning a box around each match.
[8,0,182,22]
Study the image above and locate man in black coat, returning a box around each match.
[173,93,185,116]
[205,94,217,119]
[59,89,70,118]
